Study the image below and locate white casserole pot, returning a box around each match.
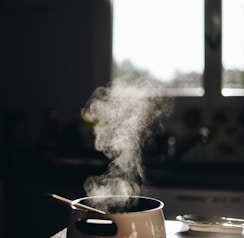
[67,195,166,238]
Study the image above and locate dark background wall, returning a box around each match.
[0,0,94,111]
[0,0,111,164]
[0,0,111,237]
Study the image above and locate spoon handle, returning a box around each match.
[49,193,106,215]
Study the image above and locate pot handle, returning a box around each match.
[75,217,117,236]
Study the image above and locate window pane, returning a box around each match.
[112,0,204,96]
[222,0,244,96]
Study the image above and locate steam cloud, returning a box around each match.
[81,75,173,202]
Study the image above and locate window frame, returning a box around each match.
[100,0,244,100]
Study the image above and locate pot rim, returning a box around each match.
[71,195,164,215]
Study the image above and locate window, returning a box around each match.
[222,0,244,96]
[112,0,244,97]
[113,0,204,96]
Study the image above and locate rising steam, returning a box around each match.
[81,75,173,204]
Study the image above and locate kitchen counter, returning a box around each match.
[2,158,244,237]
[50,220,244,238]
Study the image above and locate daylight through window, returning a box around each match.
[112,0,204,96]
